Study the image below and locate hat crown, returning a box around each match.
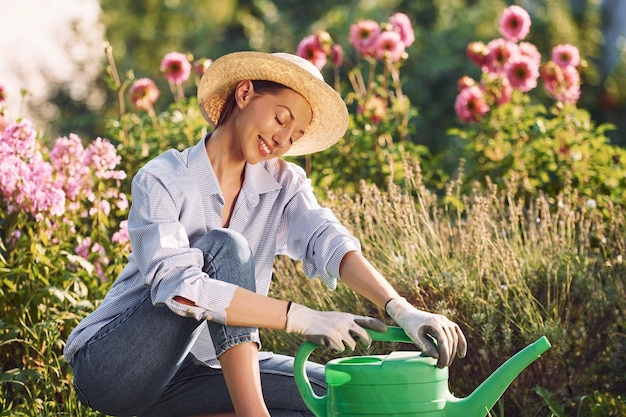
[271,53,324,82]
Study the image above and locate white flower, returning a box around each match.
[586,199,597,210]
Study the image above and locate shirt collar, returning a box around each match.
[187,135,282,206]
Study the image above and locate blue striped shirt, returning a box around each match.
[64,136,361,366]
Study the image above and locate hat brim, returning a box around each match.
[197,51,348,156]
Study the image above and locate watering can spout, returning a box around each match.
[447,336,551,417]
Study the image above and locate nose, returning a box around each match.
[272,127,292,148]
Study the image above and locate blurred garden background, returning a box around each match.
[1,0,625,416]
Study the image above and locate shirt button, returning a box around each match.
[205,315,213,321]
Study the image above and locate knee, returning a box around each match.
[194,229,255,288]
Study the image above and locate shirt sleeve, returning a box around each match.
[128,169,236,323]
[280,173,361,290]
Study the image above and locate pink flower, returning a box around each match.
[359,95,388,124]
[50,134,93,202]
[331,44,343,68]
[505,55,539,92]
[467,41,490,69]
[0,120,66,219]
[296,35,327,70]
[518,42,542,68]
[551,44,580,68]
[457,76,477,92]
[350,20,381,57]
[374,30,406,63]
[541,61,581,104]
[499,5,532,42]
[160,51,192,84]
[389,12,415,47]
[485,38,520,75]
[194,59,212,76]
[129,78,160,112]
[455,85,490,123]
[84,137,127,180]
[112,220,131,246]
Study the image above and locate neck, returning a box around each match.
[205,128,246,184]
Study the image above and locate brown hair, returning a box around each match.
[216,80,292,128]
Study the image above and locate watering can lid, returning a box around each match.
[325,350,448,385]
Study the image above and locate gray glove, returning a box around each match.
[386,297,467,368]
[286,302,387,351]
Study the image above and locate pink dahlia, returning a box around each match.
[551,44,580,68]
[518,42,542,68]
[350,20,381,57]
[457,76,477,92]
[296,35,327,70]
[499,5,532,42]
[455,85,490,123]
[374,30,406,63]
[129,78,160,112]
[194,58,213,76]
[160,52,192,84]
[331,44,343,68]
[389,12,415,47]
[541,61,581,104]
[505,55,539,92]
[467,41,490,69]
[485,38,520,75]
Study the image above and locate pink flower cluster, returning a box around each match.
[1,117,128,223]
[456,5,582,123]
[349,12,414,63]
[295,12,415,70]
[0,120,65,220]
[129,51,202,111]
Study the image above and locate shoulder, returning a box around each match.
[262,158,310,191]
[132,148,190,191]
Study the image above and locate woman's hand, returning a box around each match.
[386,297,467,368]
[285,302,387,351]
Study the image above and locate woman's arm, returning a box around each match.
[338,250,467,368]
[338,250,400,309]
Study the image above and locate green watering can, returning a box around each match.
[294,326,551,417]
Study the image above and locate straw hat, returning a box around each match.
[197,51,348,156]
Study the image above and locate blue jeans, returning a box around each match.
[71,229,326,417]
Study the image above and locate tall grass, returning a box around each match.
[267,157,626,416]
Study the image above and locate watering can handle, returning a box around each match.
[293,326,412,417]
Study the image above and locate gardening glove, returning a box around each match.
[386,297,467,368]
[285,302,388,352]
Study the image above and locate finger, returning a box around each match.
[306,334,344,352]
[349,321,373,347]
[417,327,440,360]
[354,317,388,333]
[456,325,468,358]
[441,322,456,366]
[428,326,450,369]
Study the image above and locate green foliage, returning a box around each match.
[450,94,625,205]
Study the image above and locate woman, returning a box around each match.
[64,51,467,417]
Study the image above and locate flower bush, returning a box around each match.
[449,5,626,206]
[294,13,430,192]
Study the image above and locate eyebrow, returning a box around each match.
[278,105,306,136]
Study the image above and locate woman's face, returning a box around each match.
[234,81,312,164]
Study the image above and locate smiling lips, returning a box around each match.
[258,136,271,156]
